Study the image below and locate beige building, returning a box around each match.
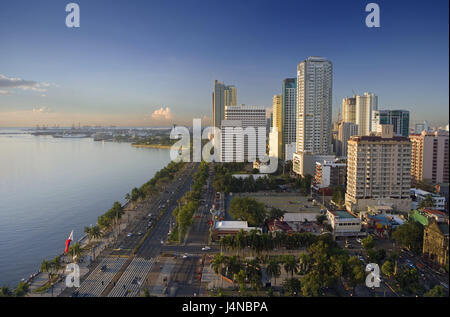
[345,124,412,213]
[337,121,358,157]
[326,210,362,237]
[342,96,357,123]
[410,130,449,185]
[269,94,283,158]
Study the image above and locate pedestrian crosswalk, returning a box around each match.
[74,257,127,297]
[108,257,156,297]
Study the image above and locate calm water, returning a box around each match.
[0,129,171,287]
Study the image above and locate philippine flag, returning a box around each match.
[64,230,74,254]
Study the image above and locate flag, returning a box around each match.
[64,230,73,254]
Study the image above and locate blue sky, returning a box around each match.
[0,0,448,127]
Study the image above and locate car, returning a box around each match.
[127,233,133,237]
[356,238,362,244]
[137,232,143,236]
[183,253,189,259]
[160,240,164,245]
[202,246,211,251]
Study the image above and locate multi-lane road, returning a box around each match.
[66,162,201,297]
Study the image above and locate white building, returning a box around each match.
[337,121,358,157]
[355,92,378,136]
[221,120,243,162]
[282,78,297,160]
[326,210,362,237]
[223,104,267,162]
[285,142,296,161]
[296,56,333,155]
[410,188,446,211]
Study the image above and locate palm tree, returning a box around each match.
[211,254,226,288]
[14,282,29,297]
[266,259,281,287]
[234,269,247,295]
[283,255,298,278]
[299,253,312,275]
[40,259,52,282]
[51,256,62,276]
[69,243,82,263]
[0,286,12,297]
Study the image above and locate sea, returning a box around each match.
[0,128,171,287]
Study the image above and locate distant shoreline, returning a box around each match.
[131,144,172,149]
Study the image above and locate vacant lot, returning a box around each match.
[240,192,322,214]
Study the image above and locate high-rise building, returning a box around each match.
[223,104,266,162]
[337,121,358,157]
[345,124,412,213]
[342,96,357,124]
[213,80,237,129]
[221,120,243,162]
[372,110,410,137]
[282,78,297,160]
[410,130,449,185]
[355,92,378,136]
[414,121,429,134]
[295,56,333,156]
[270,94,282,159]
[312,160,347,191]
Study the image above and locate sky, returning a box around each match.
[0,0,448,127]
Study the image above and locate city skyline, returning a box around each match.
[0,0,449,128]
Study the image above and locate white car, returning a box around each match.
[201,246,211,251]
[182,253,189,259]
[127,233,133,237]
[356,238,362,244]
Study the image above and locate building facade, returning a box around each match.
[270,94,283,159]
[213,80,237,129]
[355,92,378,136]
[312,160,347,190]
[423,221,449,268]
[342,96,357,124]
[345,125,412,213]
[282,78,297,160]
[372,110,410,137]
[337,121,358,157]
[296,56,333,155]
[410,130,449,185]
[223,104,267,162]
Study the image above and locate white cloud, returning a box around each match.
[0,74,56,95]
[32,106,52,113]
[151,107,172,120]
[0,89,10,95]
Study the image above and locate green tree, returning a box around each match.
[381,260,394,278]
[283,278,301,296]
[419,194,434,209]
[424,285,446,297]
[282,255,298,278]
[301,271,321,297]
[69,243,82,262]
[266,259,281,286]
[0,286,12,297]
[229,197,266,226]
[361,235,375,250]
[316,214,327,225]
[392,221,424,254]
[14,282,29,297]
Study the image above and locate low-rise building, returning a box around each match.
[410,188,446,211]
[312,159,347,192]
[211,221,260,241]
[326,210,363,237]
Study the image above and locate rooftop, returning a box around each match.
[214,221,249,230]
[329,210,357,219]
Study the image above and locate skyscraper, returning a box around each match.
[223,104,266,162]
[295,56,333,155]
[345,124,412,213]
[372,110,410,137]
[282,78,297,160]
[337,121,358,157]
[410,130,449,185]
[270,94,282,158]
[355,92,378,136]
[213,80,237,129]
[342,96,357,124]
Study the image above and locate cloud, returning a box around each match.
[151,107,172,120]
[0,74,55,95]
[32,106,52,113]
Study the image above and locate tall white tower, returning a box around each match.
[296,56,333,155]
